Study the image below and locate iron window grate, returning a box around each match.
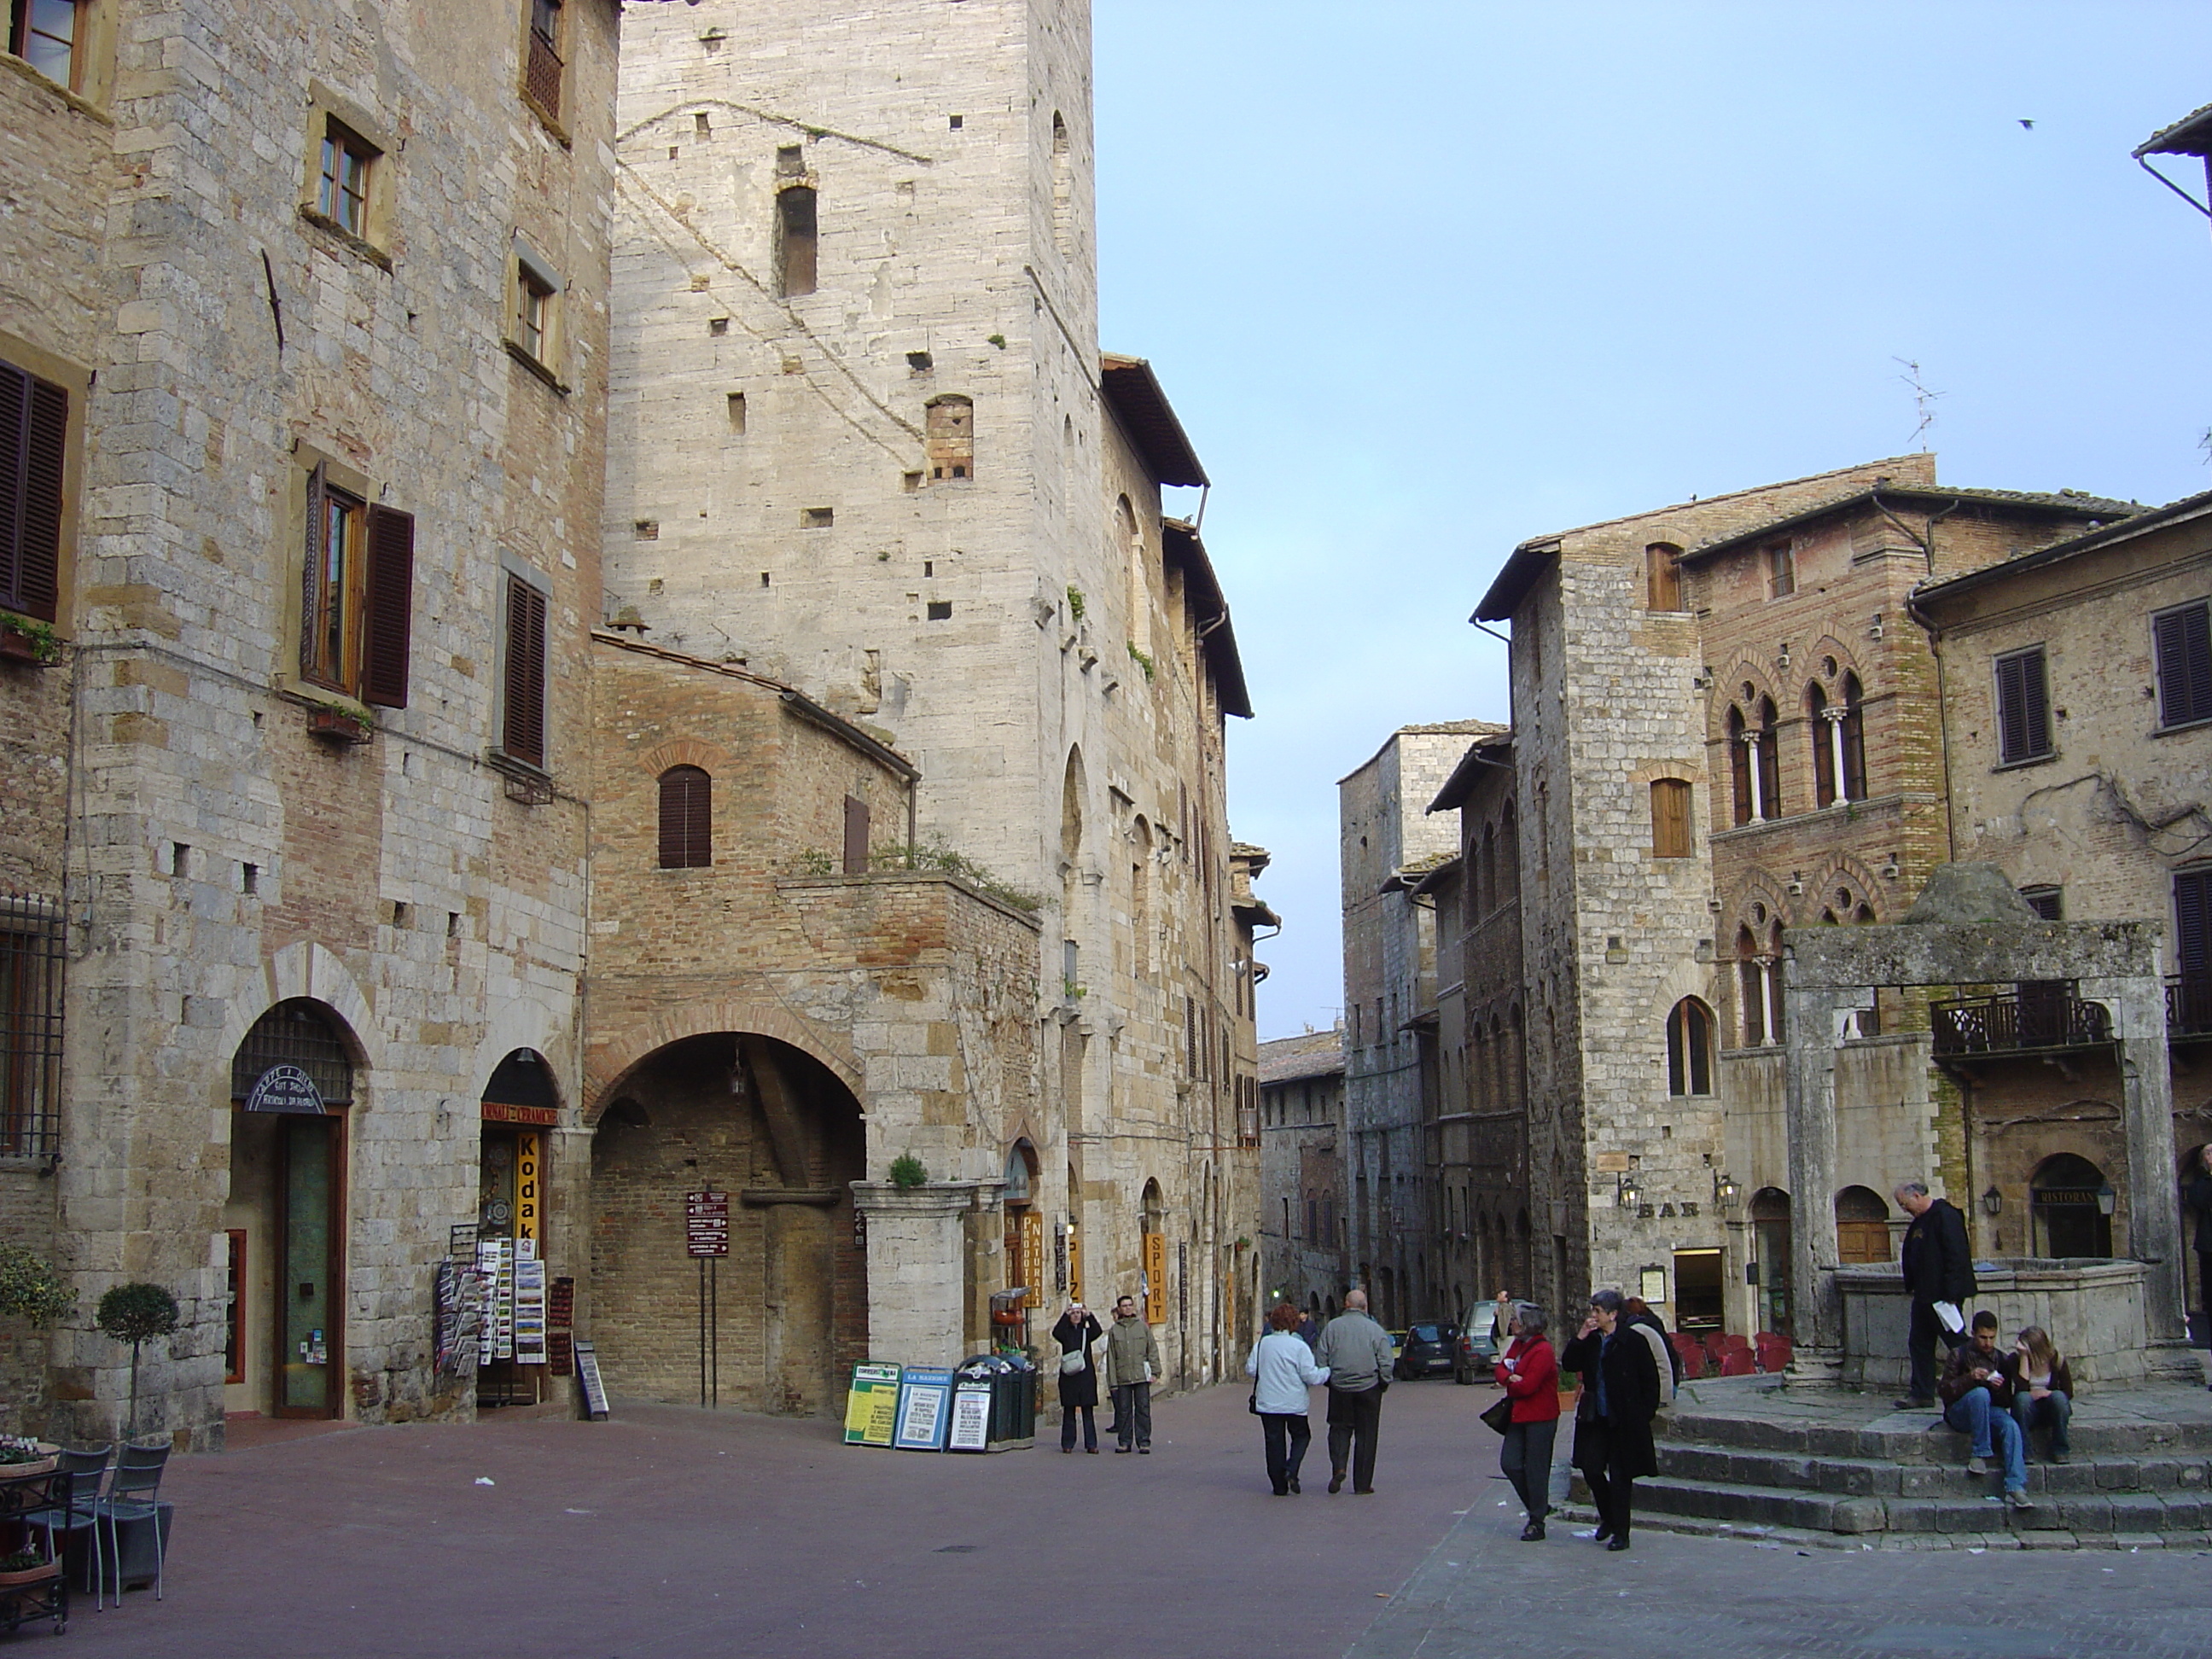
[230,998,353,1104]
[0,893,64,1159]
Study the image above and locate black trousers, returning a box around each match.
[1906,1298,1964,1402]
[1260,1412,1311,1493]
[1325,1385,1383,1492]
[1060,1403,1095,1451]
[1575,1417,1635,1540]
[1500,1417,1557,1521]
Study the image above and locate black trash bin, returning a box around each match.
[953,1353,1037,1451]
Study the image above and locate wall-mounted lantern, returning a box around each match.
[1982,1186,2002,1217]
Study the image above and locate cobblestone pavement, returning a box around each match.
[46,1377,2212,1659]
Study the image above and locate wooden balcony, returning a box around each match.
[1930,988,2111,1058]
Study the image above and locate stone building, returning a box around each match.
[0,0,622,1441]
[600,0,1263,1389]
[1417,730,1529,1318]
[1468,456,2137,1336]
[1337,722,1496,1326]
[1256,1026,1347,1323]
[1914,488,2212,1330]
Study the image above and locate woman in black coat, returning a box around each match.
[1558,1289,1662,1551]
[1051,1301,1103,1452]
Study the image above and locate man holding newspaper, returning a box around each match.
[1894,1180,1976,1411]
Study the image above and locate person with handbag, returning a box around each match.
[1051,1301,1104,1453]
[1103,1294,1162,1453]
[1248,1300,1331,1495]
[1488,1303,1560,1540]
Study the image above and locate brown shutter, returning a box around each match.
[300,463,327,679]
[504,575,548,768]
[2177,870,2212,977]
[0,364,20,609]
[361,505,414,707]
[841,794,870,874]
[658,767,711,868]
[0,364,66,624]
[2155,604,2212,728]
[1997,649,2048,764]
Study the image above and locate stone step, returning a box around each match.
[1662,1406,2212,1464]
[1658,1440,2212,1499]
[1632,1475,1880,1534]
[1631,1474,2212,1536]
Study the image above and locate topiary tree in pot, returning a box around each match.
[96,1284,179,1439]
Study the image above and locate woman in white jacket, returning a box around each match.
[1248,1300,1332,1495]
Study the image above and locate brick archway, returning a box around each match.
[584,997,864,1122]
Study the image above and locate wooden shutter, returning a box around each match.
[658,767,711,868]
[1651,778,1691,858]
[361,505,414,707]
[841,794,870,874]
[300,463,327,679]
[2154,604,2212,729]
[503,575,548,768]
[1996,649,2049,764]
[0,364,66,623]
[2177,870,2212,978]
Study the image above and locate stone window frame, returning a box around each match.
[298,81,397,271]
[504,233,571,393]
[1665,997,1714,1097]
[3,0,118,110]
[276,442,414,717]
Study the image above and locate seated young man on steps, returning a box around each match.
[1938,1310,2032,1511]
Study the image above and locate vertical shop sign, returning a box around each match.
[1019,1208,1045,1309]
[514,1132,541,1243]
[1142,1232,1167,1324]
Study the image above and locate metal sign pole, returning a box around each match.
[709,1257,719,1409]
[698,1255,707,1409]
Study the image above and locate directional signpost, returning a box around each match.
[687,1190,729,1408]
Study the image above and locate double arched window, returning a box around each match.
[1728,695,1781,824]
[657,765,712,868]
[1809,672,1867,806]
[1736,919,1784,1045]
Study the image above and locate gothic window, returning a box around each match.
[1666,998,1713,1096]
[777,183,818,298]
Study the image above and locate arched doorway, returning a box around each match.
[1834,1185,1893,1266]
[1749,1187,1792,1338]
[223,999,358,1418]
[2030,1154,2114,1259]
[589,1032,865,1413]
[476,1049,560,1406]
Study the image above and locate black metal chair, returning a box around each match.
[90,1441,168,1604]
[20,1446,108,1609]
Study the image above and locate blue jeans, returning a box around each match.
[2012,1389,2071,1456]
[1944,1388,2026,1491]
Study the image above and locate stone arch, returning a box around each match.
[220,940,382,1088]
[469,992,573,1116]
[1807,854,1889,924]
[585,996,864,1123]
[640,736,733,776]
[1805,636,1868,690]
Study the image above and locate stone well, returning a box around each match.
[1834,1258,2173,1388]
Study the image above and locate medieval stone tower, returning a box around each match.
[605,0,1263,1387]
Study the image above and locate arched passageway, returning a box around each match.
[590,1032,865,1413]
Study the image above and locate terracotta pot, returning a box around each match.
[0,1561,58,1589]
[0,627,47,664]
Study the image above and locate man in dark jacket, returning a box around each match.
[2185,1145,2212,1372]
[1559,1288,1661,1552]
[1939,1311,2029,1510]
[1895,1180,1975,1409]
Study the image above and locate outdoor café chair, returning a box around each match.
[22,1447,109,1610]
[92,1441,169,1604]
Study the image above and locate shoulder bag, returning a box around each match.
[1479,1393,1514,1435]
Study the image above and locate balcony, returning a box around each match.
[2170,975,2212,1038]
[1930,987,2111,1058]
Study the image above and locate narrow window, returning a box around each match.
[1666,998,1712,1097]
[0,894,65,1157]
[300,465,411,706]
[1650,778,1692,858]
[317,119,376,238]
[516,263,554,364]
[224,1230,247,1384]
[2153,601,2212,729]
[1839,672,1867,800]
[502,573,549,768]
[842,794,870,875]
[777,185,818,298]
[1767,542,1796,599]
[1727,705,1754,825]
[926,394,974,481]
[1737,925,1768,1046]
[2018,885,2062,921]
[1644,542,1682,612]
[9,0,79,89]
[1051,111,1073,254]
[726,392,747,434]
[657,766,712,868]
[524,0,564,120]
[0,358,67,624]
[1755,697,1781,818]
[1809,682,1835,806]
[1994,646,2052,765]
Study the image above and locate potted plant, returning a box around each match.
[0,1549,56,1590]
[0,1437,55,1480]
[96,1283,178,1438]
[306,705,373,743]
[0,612,57,667]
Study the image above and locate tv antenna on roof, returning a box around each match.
[1894,358,1943,452]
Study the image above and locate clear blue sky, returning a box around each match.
[1093,2,2212,1039]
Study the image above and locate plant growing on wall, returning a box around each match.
[96,1283,179,1437]
[1126,642,1155,680]
[888,1154,928,1189]
[0,610,59,665]
[0,1246,73,1326]
[1064,586,1086,624]
[870,837,1041,915]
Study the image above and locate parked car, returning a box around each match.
[1453,1320,1499,1385]
[1393,1322,1461,1381]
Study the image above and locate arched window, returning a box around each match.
[1478,824,1497,913]
[1835,1185,1891,1264]
[1051,111,1074,253]
[231,998,354,1106]
[1499,801,1518,893]
[1809,681,1836,806]
[657,765,712,868]
[1749,1186,1792,1337]
[1755,696,1781,818]
[1645,542,1683,612]
[776,183,817,297]
[1666,998,1713,1096]
[1306,1190,1318,1243]
[1838,672,1867,801]
[1728,704,1755,824]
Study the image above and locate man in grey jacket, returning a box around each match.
[1103,1294,1162,1453]
[1313,1289,1396,1494]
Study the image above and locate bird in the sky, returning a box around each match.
[2019,119,2035,130]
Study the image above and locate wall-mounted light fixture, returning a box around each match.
[1715,1173,1740,1209]
[1982,1186,2002,1217]
[1616,1173,1642,1210]
[2096,1184,2116,1217]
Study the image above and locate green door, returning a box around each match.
[279,1117,338,1415]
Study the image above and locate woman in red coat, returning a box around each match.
[1493,1303,1561,1540]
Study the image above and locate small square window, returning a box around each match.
[11,0,80,90]
[633,520,659,541]
[709,317,730,336]
[726,392,747,433]
[927,601,952,620]
[948,114,963,131]
[800,508,833,529]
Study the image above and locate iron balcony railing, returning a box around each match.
[2168,975,2212,1037]
[1930,988,2110,1057]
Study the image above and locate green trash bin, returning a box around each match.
[954,1353,1037,1450]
